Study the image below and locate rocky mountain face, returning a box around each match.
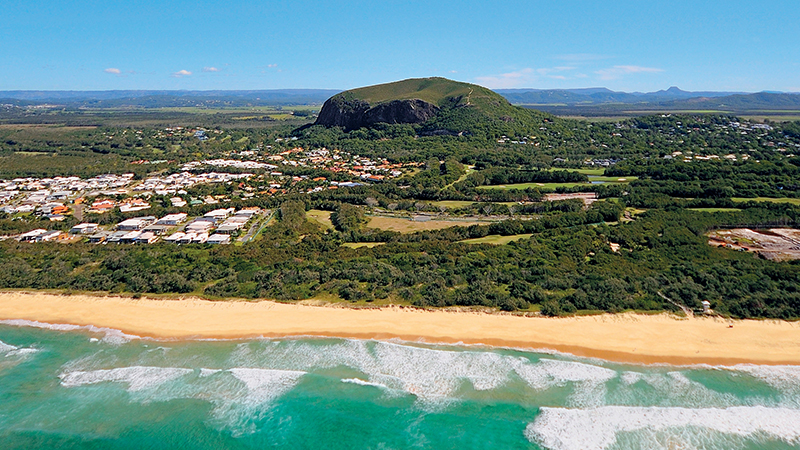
[315,97,439,130]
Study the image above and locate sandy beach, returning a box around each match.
[1,291,799,366]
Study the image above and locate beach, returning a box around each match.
[1,290,799,365]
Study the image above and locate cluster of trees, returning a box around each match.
[1,200,797,319]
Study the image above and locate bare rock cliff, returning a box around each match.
[315,97,439,130]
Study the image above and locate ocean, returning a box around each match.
[1,320,800,450]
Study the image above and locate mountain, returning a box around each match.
[314,77,540,133]
[495,87,744,105]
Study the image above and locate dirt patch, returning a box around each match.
[545,192,598,205]
[367,216,484,233]
[708,228,800,261]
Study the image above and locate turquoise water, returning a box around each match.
[2,321,800,449]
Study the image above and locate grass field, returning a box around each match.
[459,234,533,245]
[477,175,636,191]
[367,216,485,233]
[341,242,386,249]
[731,197,800,206]
[306,210,334,229]
[688,208,743,212]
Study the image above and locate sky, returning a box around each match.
[2,0,799,92]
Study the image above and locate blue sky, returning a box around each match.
[2,0,799,92]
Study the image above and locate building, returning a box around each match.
[134,232,158,244]
[70,223,99,234]
[18,229,47,242]
[156,213,188,226]
[117,216,156,231]
[207,234,231,244]
[36,230,63,242]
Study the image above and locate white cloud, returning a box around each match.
[104,68,121,74]
[475,67,576,89]
[595,65,663,80]
[202,67,219,72]
[172,69,192,78]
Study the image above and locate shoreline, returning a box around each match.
[1,291,799,366]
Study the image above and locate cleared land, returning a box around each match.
[688,208,743,212]
[306,210,334,229]
[732,197,800,206]
[459,234,533,245]
[367,216,485,233]
[342,242,386,249]
[708,228,800,261]
[476,176,637,191]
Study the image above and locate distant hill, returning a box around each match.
[495,87,745,105]
[0,90,340,107]
[313,77,547,134]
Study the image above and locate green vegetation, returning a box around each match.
[459,234,533,245]
[2,80,800,319]
[732,197,800,206]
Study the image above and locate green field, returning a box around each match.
[476,175,636,191]
[306,210,334,229]
[731,197,800,205]
[459,234,533,245]
[341,242,386,249]
[687,208,743,213]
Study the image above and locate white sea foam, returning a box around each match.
[228,368,305,405]
[230,339,630,405]
[734,364,800,390]
[0,319,139,344]
[199,368,221,377]
[0,339,38,358]
[514,358,616,407]
[526,406,800,450]
[607,370,741,408]
[342,378,389,389]
[59,366,192,392]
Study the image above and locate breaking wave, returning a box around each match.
[526,406,800,450]
[1,319,138,344]
[59,366,192,391]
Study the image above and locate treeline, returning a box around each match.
[1,202,798,318]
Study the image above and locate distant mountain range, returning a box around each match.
[0,90,341,107]
[495,86,748,104]
[1,86,799,114]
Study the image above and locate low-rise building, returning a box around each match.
[70,223,99,234]
[207,234,231,244]
[117,216,156,231]
[156,213,188,226]
[19,229,48,242]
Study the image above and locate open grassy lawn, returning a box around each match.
[341,242,386,249]
[367,216,485,233]
[459,234,533,245]
[476,175,637,191]
[688,208,743,212]
[306,209,334,229]
[732,197,800,206]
